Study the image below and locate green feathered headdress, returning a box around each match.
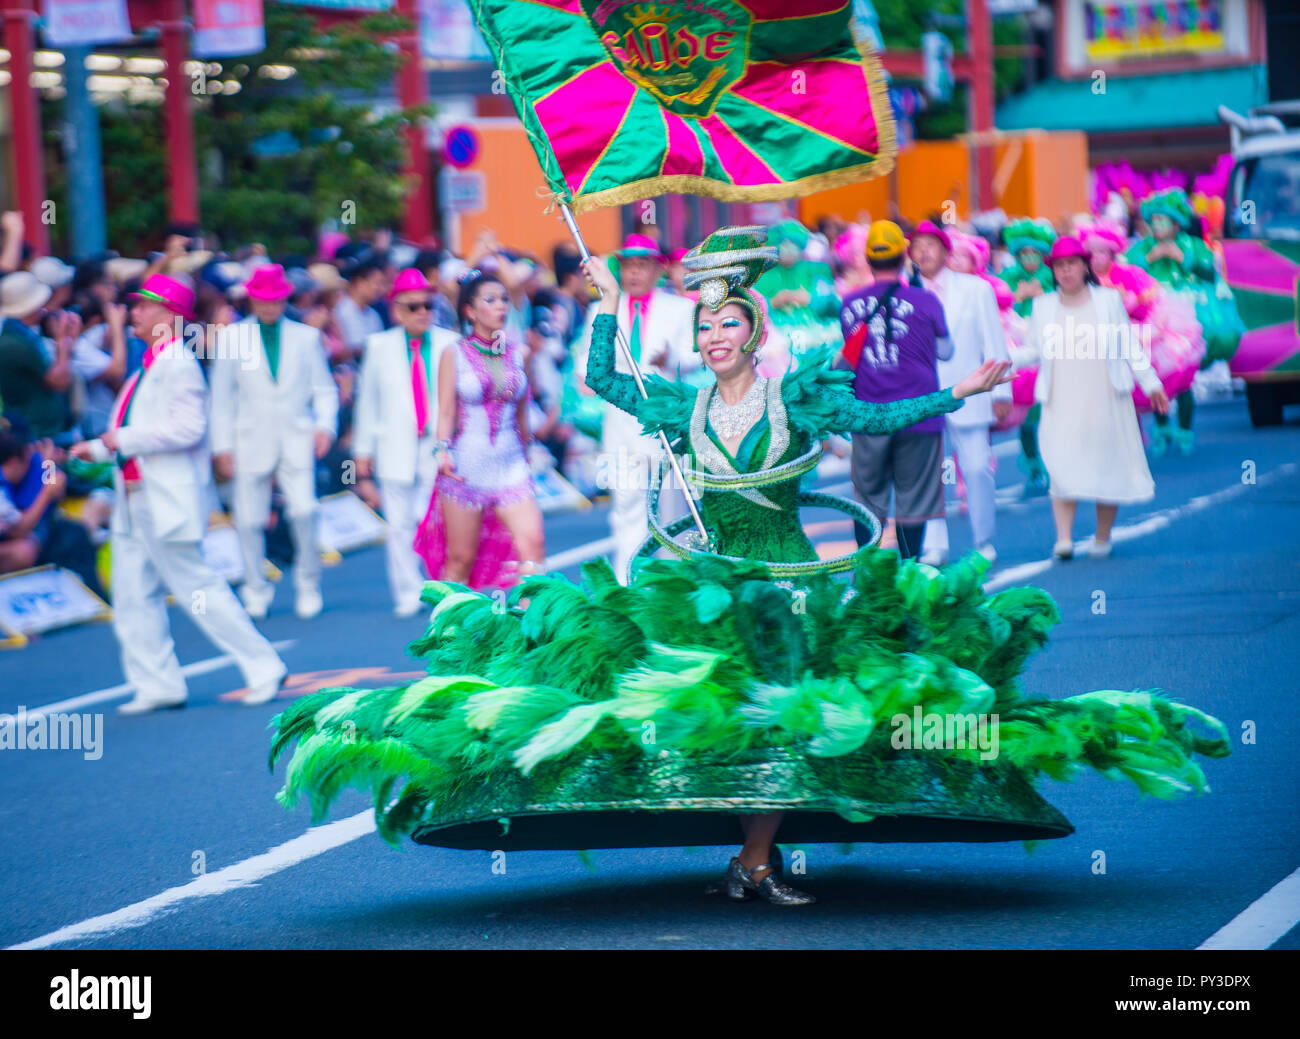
[681,225,777,354]
[1140,188,1196,232]
[1004,218,1057,258]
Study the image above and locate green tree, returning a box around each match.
[197,5,434,255]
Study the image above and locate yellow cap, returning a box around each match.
[865,220,907,261]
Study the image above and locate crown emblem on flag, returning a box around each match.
[627,4,678,28]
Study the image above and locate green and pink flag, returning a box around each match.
[467,0,897,212]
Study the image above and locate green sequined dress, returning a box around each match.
[269,314,1229,853]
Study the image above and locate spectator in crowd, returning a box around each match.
[837,221,953,559]
[352,268,458,616]
[413,249,459,331]
[526,292,574,474]
[0,271,74,439]
[68,272,287,713]
[0,423,105,597]
[68,298,130,438]
[908,220,1011,566]
[210,264,339,621]
[305,262,351,367]
[334,252,388,361]
[0,212,24,275]
[551,245,591,347]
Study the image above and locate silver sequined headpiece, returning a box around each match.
[682,226,776,354]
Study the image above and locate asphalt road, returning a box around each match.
[2,395,1298,950]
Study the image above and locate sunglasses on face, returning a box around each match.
[398,300,434,312]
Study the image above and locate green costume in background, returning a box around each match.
[999,219,1057,492]
[268,228,1228,864]
[754,221,841,358]
[1125,189,1244,455]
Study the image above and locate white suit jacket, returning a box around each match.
[1013,285,1164,403]
[209,317,338,476]
[89,343,212,543]
[923,267,1012,428]
[574,289,698,451]
[353,324,459,484]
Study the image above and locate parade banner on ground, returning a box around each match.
[466,0,896,212]
[0,565,109,640]
[194,0,266,58]
[1084,0,1225,62]
[40,0,132,47]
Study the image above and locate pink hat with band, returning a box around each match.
[1046,235,1089,265]
[245,264,295,301]
[616,234,666,262]
[948,231,990,272]
[388,267,434,301]
[910,220,953,253]
[130,273,196,320]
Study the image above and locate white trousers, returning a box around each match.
[113,491,286,703]
[608,445,687,582]
[925,420,997,554]
[232,449,320,597]
[378,445,438,609]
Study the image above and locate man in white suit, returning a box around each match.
[910,222,1012,565]
[573,235,697,579]
[353,268,458,616]
[69,274,287,713]
[210,264,339,619]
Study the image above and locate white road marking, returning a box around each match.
[542,536,617,571]
[1197,867,1300,950]
[8,810,376,950]
[983,463,1297,591]
[10,640,297,720]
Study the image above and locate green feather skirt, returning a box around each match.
[268,550,1230,850]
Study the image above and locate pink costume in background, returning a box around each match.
[1079,221,1205,413]
[833,224,873,298]
[413,335,532,591]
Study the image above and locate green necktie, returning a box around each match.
[260,321,280,381]
[630,300,643,365]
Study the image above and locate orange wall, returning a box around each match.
[799,132,1089,227]
[450,122,623,261]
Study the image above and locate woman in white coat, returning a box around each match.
[1013,236,1169,559]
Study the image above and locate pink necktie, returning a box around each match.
[410,339,428,437]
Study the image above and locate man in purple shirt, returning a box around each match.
[837,221,953,559]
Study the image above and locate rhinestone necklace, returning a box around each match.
[709,375,767,441]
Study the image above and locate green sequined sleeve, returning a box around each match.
[583,312,696,438]
[798,380,963,437]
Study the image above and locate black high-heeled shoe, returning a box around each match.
[728,857,816,906]
[704,847,785,901]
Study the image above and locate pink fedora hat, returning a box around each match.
[130,272,196,320]
[616,233,666,262]
[909,219,953,253]
[388,267,434,301]
[245,263,295,301]
[1046,234,1089,266]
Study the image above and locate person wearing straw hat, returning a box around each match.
[0,270,75,439]
[68,273,287,713]
[210,264,339,620]
[353,267,459,616]
[574,233,696,579]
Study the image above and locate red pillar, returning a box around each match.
[3,0,49,253]
[160,0,199,224]
[967,0,996,211]
[394,0,434,243]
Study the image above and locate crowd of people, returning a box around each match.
[0,177,1244,681]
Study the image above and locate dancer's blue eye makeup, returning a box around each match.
[721,318,743,329]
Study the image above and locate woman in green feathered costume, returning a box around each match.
[269,227,1229,907]
[1124,188,1245,456]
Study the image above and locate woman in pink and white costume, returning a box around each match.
[1079,220,1205,414]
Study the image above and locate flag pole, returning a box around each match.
[558,202,710,544]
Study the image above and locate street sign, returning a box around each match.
[443,124,480,169]
[441,169,486,214]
